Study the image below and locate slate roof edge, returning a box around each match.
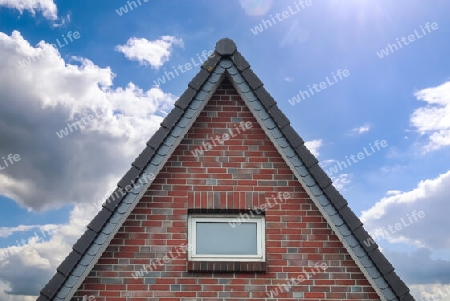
[37,38,414,301]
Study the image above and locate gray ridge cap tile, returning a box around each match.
[254,87,276,109]
[310,184,324,196]
[339,206,363,231]
[72,264,86,277]
[177,116,190,127]
[150,154,165,166]
[269,106,290,129]
[207,71,222,83]
[213,65,225,75]
[190,98,203,110]
[94,232,108,245]
[367,265,383,279]
[170,126,184,138]
[381,287,398,301]
[79,253,94,266]
[227,65,239,76]
[352,244,366,258]
[117,201,131,214]
[255,108,270,120]
[87,242,102,256]
[336,223,351,236]
[295,164,310,177]
[202,80,215,92]
[157,143,171,155]
[323,203,337,215]
[343,233,359,247]
[359,254,375,268]
[263,118,277,130]
[242,90,257,102]
[237,82,251,93]
[109,211,123,224]
[330,214,345,228]
[55,285,71,299]
[101,221,116,235]
[230,73,245,85]
[289,156,303,167]
[316,194,330,207]
[374,276,390,289]
[164,134,178,146]
[283,147,296,158]
[301,174,317,187]
[270,127,283,139]
[219,59,233,69]
[294,144,318,168]
[184,108,197,119]
[249,98,264,111]
[276,137,289,148]
[64,274,78,288]
[323,185,348,210]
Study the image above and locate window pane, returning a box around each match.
[196,222,257,255]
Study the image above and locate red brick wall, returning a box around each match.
[73,78,381,301]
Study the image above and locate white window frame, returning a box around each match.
[188,214,265,262]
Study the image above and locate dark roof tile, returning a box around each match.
[188,68,211,91]
[323,185,348,210]
[132,146,156,170]
[241,68,263,90]
[309,164,332,189]
[268,106,289,128]
[73,229,97,255]
[36,295,49,301]
[161,106,184,129]
[281,125,304,148]
[368,249,394,276]
[103,187,127,211]
[146,127,170,149]
[254,86,276,110]
[385,271,410,297]
[215,38,237,56]
[202,52,222,72]
[400,294,416,301]
[294,143,318,168]
[40,272,65,299]
[175,87,197,110]
[117,166,141,189]
[56,250,82,277]
[87,208,113,233]
[339,206,363,232]
[353,226,378,253]
[231,50,250,71]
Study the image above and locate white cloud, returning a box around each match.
[331,173,352,191]
[411,81,450,152]
[350,123,371,135]
[239,0,273,16]
[284,77,294,82]
[304,139,322,157]
[0,29,179,298]
[115,36,183,69]
[361,170,450,249]
[0,225,58,238]
[0,0,57,20]
[0,30,177,211]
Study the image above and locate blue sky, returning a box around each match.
[0,0,449,300]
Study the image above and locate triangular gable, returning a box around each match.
[38,38,414,301]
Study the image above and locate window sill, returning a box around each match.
[187,261,266,272]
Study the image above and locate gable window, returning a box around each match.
[187,213,266,271]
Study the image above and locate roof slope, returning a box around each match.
[37,38,415,301]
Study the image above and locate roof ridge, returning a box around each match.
[38,38,415,301]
